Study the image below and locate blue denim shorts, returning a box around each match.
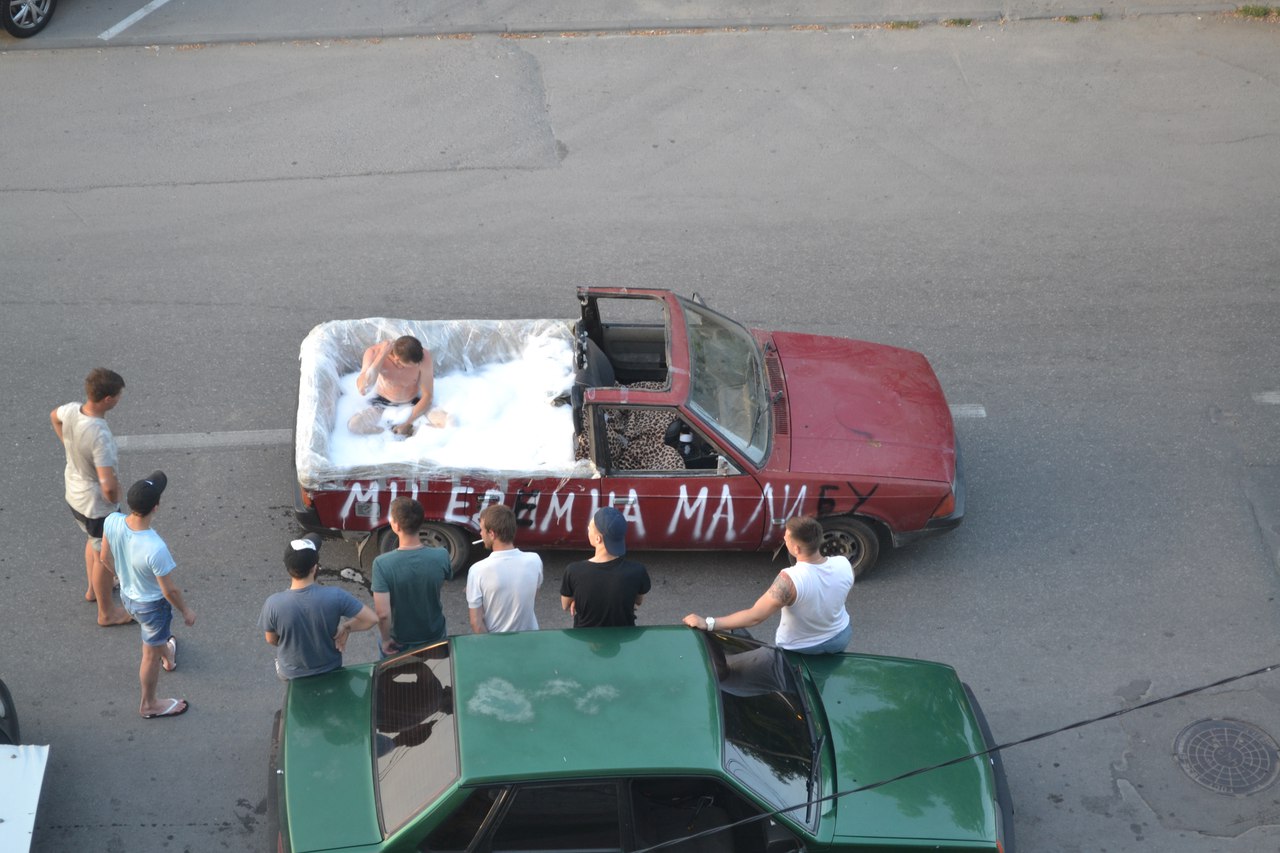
[123,595,173,646]
[788,621,853,655]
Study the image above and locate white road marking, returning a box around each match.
[98,0,176,41]
[116,429,291,451]
[118,405,987,451]
[1253,392,1280,405]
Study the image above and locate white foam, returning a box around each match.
[328,336,578,471]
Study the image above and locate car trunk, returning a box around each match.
[282,668,382,852]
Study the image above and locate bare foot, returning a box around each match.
[86,589,97,602]
[98,609,133,627]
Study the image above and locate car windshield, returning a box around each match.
[680,299,770,466]
[373,642,457,836]
[704,632,817,830]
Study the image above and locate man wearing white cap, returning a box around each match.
[259,534,378,679]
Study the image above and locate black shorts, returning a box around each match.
[68,505,108,539]
[371,394,421,408]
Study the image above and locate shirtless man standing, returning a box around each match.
[347,335,448,436]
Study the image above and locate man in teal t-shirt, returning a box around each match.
[372,497,452,655]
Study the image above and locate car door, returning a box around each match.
[629,777,806,853]
[590,403,766,551]
[421,781,624,853]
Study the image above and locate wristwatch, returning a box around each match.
[705,616,716,633]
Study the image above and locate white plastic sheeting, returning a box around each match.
[0,744,48,853]
[296,318,598,490]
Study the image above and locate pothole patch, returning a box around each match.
[1174,719,1280,797]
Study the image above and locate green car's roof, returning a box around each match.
[451,627,723,782]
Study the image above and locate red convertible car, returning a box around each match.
[293,288,963,576]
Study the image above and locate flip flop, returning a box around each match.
[142,698,188,719]
[161,636,178,672]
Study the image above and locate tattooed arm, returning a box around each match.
[683,571,794,632]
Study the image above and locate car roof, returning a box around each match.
[451,627,724,783]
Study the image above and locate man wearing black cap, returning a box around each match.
[102,471,197,719]
[559,507,651,628]
[259,534,378,679]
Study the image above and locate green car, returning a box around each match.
[269,627,1015,853]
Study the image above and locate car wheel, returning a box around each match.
[818,516,880,578]
[0,678,19,745]
[377,522,471,574]
[3,0,57,38]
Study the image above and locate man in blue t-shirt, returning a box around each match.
[372,497,452,655]
[259,535,377,679]
[102,471,197,719]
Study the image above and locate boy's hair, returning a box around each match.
[479,504,517,544]
[390,496,424,533]
[785,515,823,552]
[85,368,125,402]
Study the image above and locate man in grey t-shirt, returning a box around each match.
[51,368,131,626]
[260,535,378,679]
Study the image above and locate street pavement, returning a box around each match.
[0,0,1248,49]
[2,6,1279,853]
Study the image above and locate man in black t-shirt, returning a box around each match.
[560,507,651,628]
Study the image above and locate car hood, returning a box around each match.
[282,668,381,852]
[772,332,956,483]
[801,654,998,845]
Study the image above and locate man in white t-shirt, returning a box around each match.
[467,505,542,633]
[683,515,854,654]
[51,368,131,626]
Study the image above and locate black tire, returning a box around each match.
[0,677,19,745]
[3,0,57,38]
[818,516,880,578]
[377,521,471,574]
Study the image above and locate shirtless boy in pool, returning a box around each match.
[348,335,449,436]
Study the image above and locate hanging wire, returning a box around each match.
[633,661,1280,853]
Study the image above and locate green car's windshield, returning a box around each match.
[704,632,817,830]
[373,643,458,836]
[681,299,770,466]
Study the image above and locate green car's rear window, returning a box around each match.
[373,642,457,836]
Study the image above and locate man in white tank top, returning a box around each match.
[683,516,854,654]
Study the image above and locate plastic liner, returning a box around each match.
[296,318,598,489]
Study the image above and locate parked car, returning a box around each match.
[295,288,963,577]
[270,627,1014,853]
[3,0,57,38]
[0,677,50,853]
[0,677,17,744]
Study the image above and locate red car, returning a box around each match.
[294,287,964,576]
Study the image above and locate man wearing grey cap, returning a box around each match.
[259,534,378,679]
[559,507,651,628]
[102,471,197,719]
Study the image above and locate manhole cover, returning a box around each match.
[1174,719,1280,796]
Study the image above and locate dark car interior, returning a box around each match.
[577,294,670,386]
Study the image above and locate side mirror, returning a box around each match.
[716,455,729,476]
[691,291,707,307]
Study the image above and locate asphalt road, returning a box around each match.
[2,10,1279,853]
